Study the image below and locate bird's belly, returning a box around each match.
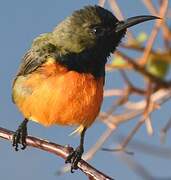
[13,71,104,128]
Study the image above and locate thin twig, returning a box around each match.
[142,0,171,48]
[101,88,171,152]
[116,51,171,88]
[140,0,168,65]
[160,117,171,143]
[108,0,134,40]
[118,152,154,179]
[98,0,106,7]
[104,89,125,97]
[143,80,154,135]
[115,134,171,159]
[101,88,171,127]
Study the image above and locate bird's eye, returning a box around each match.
[91,26,104,35]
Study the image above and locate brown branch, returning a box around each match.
[101,88,171,153]
[119,116,146,150]
[117,152,154,179]
[142,0,171,48]
[102,116,146,153]
[160,117,171,143]
[116,51,171,88]
[139,0,168,65]
[59,126,116,174]
[0,127,114,180]
[104,89,125,97]
[115,134,171,159]
[108,0,134,40]
[120,43,155,54]
[116,138,171,179]
[98,0,106,7]
[101,88,171,128]
[39,89,171,175]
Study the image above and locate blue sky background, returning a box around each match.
[0,0,171,180]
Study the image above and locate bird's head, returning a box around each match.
[51,5,158,57]
[34,5,159,77]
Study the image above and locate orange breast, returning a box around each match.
[13,58,104,129]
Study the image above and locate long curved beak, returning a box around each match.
[115,15,160,32]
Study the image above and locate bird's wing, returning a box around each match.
[16,42,59,76]
[12,45,59,103]
[16,50,46,76]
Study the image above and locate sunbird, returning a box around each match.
[12,5,158,172]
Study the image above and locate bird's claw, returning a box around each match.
[12,122,28,151]
[65,146,83,173]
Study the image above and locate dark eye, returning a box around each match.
[91,26,104,35]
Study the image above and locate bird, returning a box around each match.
[12,5,158,172]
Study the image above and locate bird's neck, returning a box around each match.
[57,47,109,78]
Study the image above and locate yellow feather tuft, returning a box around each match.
[69,125,85,136]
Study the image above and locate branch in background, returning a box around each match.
[0,127,114,180]
[104,89,125,97]
[1,1,169,179]
[116,51,171,88]
[57,86,171,175]
[108,0,134,40]
[117,152,154,179]
[139,0,168,65]
[98,0,106,7]
[113,138,171,180]
[160,117,171,143]
[120,43,155,53]
[142,0,171,48]
[101,88,171,152]
[115,134,171,159]
[96,0,171,179]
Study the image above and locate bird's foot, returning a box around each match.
[12,120,28,151]
[65,145,83,173]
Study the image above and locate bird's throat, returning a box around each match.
[58,47,108,78]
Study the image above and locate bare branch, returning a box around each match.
[142,0,171,47]
[140,0,169,65]
[108,0,134,40]
[98,0,106,7]
[160,117,171,143]
[0,127,114,180]
[116,51,171,88]
[59,126,116,175]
